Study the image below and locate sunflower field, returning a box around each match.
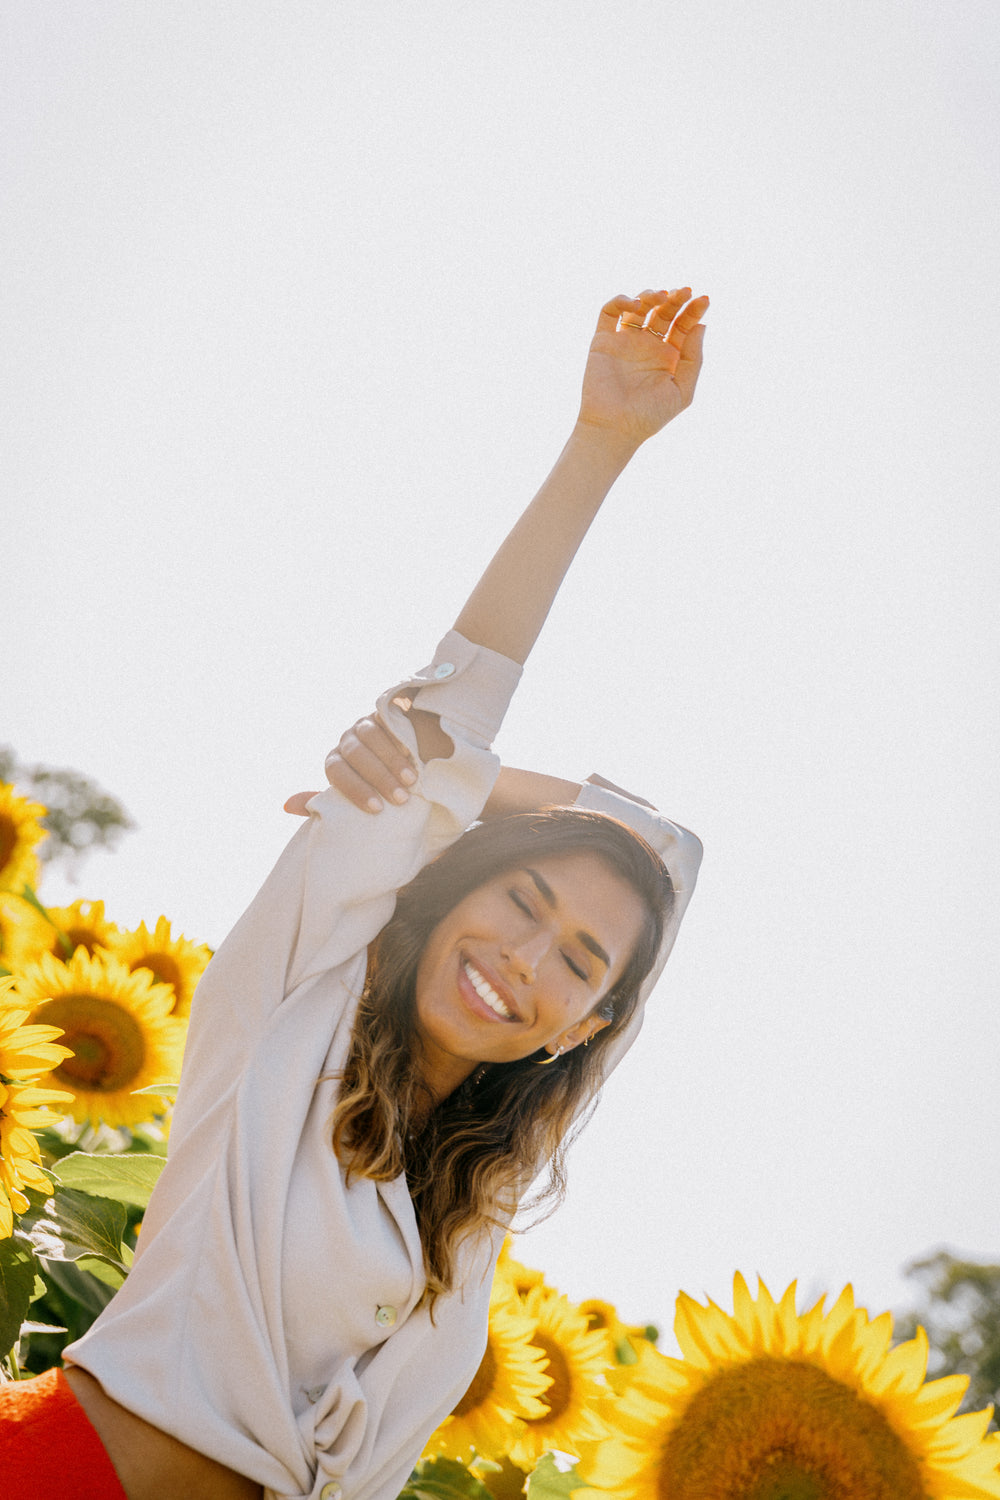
[3,779,1000,1498]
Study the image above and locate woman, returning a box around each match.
[3,285,708,1499]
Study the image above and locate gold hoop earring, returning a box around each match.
[534,1044,564,1067]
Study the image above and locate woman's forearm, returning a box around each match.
[452,422,639,666]
[481,766,584,818]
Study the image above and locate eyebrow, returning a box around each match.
[524,867,611,970]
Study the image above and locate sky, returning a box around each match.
[4,0,998,1347]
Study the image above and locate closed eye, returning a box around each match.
[508,889,534,917]
[563,953,588,980]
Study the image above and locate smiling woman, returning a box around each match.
[331,806,678,1306]
[3,287,709,1500]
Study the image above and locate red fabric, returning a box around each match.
[0,1365,128,1499]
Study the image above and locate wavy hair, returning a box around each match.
[330,807,674,1308]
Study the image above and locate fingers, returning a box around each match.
[597,287,708,362]
[284,790,320,816]
[326,713,418,813]
[673,320,707,403]
[596,293,647,335]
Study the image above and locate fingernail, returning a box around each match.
[391,788,409,805]
[400,766,417,785]
[367,797,383,813]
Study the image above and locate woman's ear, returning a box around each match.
[559,1013,613,1053]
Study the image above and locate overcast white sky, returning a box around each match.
[4,1,998,1345]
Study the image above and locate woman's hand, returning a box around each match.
[576,287,709,448]
[284,714,417,816]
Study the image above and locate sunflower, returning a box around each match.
[0,977,73,1236]
[0,783,48,895]
[105,915,212,1018]
[507,1285,615,1469]
[424,1270,552,1465]
[572,1273,1000,1500]
[0,890,55,972]
[36,898,123,963]
[577,1298,658,1392]
[11,949,186,1127]
[497,1235,552,1300]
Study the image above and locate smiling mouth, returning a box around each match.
[462,958,518,1021]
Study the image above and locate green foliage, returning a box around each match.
[895,1250,1000,1422]
[525,1454,584,1499]
[0,745,134,875]
[18,1186,132,1283]
[1,1151,155,1371]
[0,1233,37,1359]
[401,1457,496,1500]
[54,1150,166,1209]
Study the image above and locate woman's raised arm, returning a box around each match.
[452,287,708,665]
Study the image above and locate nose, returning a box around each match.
[500,930,553,983]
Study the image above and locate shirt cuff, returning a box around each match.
[395,630,523,750]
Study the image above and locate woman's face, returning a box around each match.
[413,850,646,1103]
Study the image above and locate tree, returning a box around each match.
[0,746,134,878]
[895,1250,1000,1424]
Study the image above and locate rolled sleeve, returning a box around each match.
[571,778,704,1079]
[364,630,524,755]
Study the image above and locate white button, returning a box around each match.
[375,1304,397,1327]
[320,1485,342,1500]
[432,661,455,679]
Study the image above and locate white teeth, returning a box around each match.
[464,960,513,1019]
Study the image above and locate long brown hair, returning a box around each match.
[330,807,674,1307]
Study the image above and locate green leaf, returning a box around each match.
[19,1189,129,1277]
[132,1083,178,1102]
[400,1457,496,1500]
[54,1151,166,1210]
[0,1234,39,1361]
[42,1256,116,1320]
[526,1455,585,1500]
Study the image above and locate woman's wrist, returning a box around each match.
[567,418,643,474]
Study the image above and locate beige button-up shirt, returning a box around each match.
[65,631,702,1500]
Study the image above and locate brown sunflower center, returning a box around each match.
[53,926,101,959]
[526,1335,571,1425]
[454,1339,498,1417]
[657,1357,929,1500]
[131,954,182,997]
[0,814,17,875]
[36,995,145,1094]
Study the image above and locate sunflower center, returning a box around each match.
[131,954,182,995]
[0,815,16,875]
[37,994,145,1094]
[657,1357,930,1500]
[526,1335,571,1425]
[454,1339,498,1417]
[54,927,101,958]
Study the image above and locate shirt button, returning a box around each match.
[375,1304,397,1327]
[320,1485,343,1500]
[432,661,455,679]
